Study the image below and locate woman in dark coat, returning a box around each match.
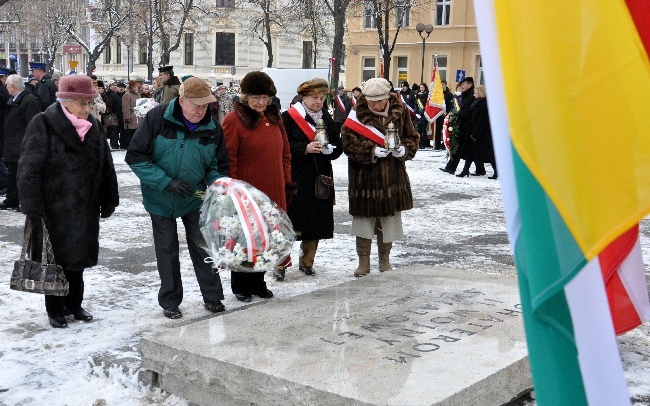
[281,79,343,276]
[221,71,294,300]
[341,78,419,277]
[17,74,119,329]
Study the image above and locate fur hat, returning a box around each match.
[297,78,329,96]
[56,75,98,99]
[362,78,392,101]
[179,77,216,105]
[459,76,474,84]
[240,71,276,96]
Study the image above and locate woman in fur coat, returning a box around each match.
[341,77,419,277]
[221,71,294,300]
[17,75,119,329]
[281,78,343,276]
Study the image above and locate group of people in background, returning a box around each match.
[439,76,497,179]
[1,59,493,329]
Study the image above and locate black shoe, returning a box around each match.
[0,188,6,196]
[470,172,486,176]
[488,174,499,180]
[72,308,93,322]
[48,314,68,328]
[299,265,316,276]
[204,301,226,313]
[273,267,285,281]
[252,289,274,299]
[456,172,469,178]
[0,202,19,210]
[234,293,252,302]
[163,307,182,319]
[439,167,454,174]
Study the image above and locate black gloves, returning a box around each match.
[165,178,193,197]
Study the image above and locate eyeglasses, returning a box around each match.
[249,95,270,104]
[74,100,96,109]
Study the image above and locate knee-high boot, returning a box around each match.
[353,237,372,277]
[377,229,393,272]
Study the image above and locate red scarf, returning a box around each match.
[342,110,385,146]
[287,103,316,141]
[335,94,346,112]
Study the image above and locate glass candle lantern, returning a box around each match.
[315,118,328,146]
[385,122,400,151]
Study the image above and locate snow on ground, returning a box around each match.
[0,149,648,405]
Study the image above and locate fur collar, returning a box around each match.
[233,100,281,129]
[354,94,405,134]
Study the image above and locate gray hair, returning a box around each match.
[6,74,24,89]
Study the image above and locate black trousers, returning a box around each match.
[4,161,18,206]
[110,126,120,148]
[0,159,8,190]
[417,122,429,148]
[150,210,224,309]
[45,269,85,316]
[231,271,268,296]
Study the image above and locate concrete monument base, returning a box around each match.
[141,266,531,405]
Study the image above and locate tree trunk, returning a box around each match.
[331,15,344,89]
[265,10,273,68]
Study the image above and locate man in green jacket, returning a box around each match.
[126,77,229,319]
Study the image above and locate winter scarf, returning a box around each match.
[61,103,92,141]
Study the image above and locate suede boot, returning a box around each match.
[377,229,393,272]
[353,237,372,277]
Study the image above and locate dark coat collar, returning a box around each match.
[233,100,281,129]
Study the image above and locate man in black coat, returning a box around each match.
[29,62,57,112]
[0,74,41,210]
[440,76,482,175]
[433,80,455,150]
[332,85,352,136]
[109,82,126,149]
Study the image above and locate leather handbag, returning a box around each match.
[10,217,69,296]
[313,155,333,199]
[315,174,333,199]
[101,113,118,127]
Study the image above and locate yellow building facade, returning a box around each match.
[345,0,480,90]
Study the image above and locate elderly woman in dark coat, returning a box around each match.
[281,79,343,276]
[17,75,119,329]
[341,77,419,277]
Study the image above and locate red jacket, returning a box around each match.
[221,101,292,211]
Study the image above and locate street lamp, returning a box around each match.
[416,23,433,84]
[126,43,131,81]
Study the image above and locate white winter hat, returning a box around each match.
[362,78,391,101]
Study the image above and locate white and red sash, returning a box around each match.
[342,110,385,146]
[399,93,416,115]
[335,94,346,112]
[351,97,357,106]
[287,103,316,141]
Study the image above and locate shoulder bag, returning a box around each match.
[10,217,69,296]
[313,156,333,200]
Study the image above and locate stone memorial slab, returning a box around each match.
[141,266,531,406]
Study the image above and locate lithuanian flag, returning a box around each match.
[473,1,650,404]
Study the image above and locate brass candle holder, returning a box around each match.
[385,122,400,151]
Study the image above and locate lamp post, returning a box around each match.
[126,43,131,81]
[416,23,433,84]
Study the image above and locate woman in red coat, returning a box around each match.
[221,71,294,301]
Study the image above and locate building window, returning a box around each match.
[139,40,148,64]
[364,1,377,29]
[436,0,450,26]
[302,41,313,68]
[396,56,408,84]
[362,57,376,82]
[216,0,234,7]
[0,34,4,49]
[435,55,447,82]
[115,37,121,64]
[215,32,235,65]
[184,33,194,65]
[104,43,111,64]
[477,55,484,85]
[395,0,410,27]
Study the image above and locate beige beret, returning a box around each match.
[362,78,391,101]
